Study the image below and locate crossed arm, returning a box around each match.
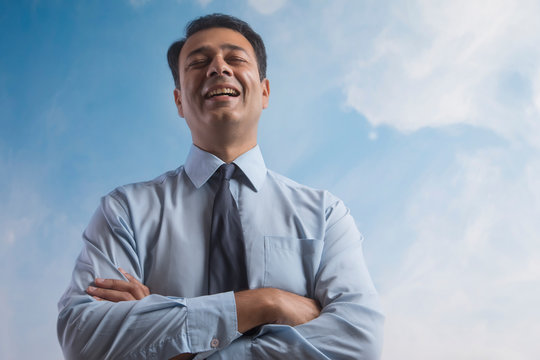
[58,193,384,359]
[87,268,321,359]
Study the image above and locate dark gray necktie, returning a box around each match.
[208,163,248,294]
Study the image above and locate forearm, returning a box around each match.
[63,273,316,359]
[212,196,385,359]
[234,289,274,333]
[58,196,243,359]
[79,278,321,360]
[294,294,384,359]
[235,287,322,333]
[210,293,384,360]
[57,291,240,360]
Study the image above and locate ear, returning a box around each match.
[173,88,184,118]
[261,78,270,109]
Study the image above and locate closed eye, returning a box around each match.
[227,56,247,63]
[188,58,208,67]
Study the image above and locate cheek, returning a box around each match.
[182,87,200,108]
[180,74,201,99]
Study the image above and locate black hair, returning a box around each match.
[167,13,267,89]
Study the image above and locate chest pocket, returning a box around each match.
[263,236,323,297]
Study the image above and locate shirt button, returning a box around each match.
[210,338,220,348]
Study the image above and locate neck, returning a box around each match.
[193,140,257,163]
[192,124,258,163]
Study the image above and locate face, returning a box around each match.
[174,27,270,142]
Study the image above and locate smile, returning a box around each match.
[205,88,240,99]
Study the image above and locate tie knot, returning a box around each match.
[220,163,236,181]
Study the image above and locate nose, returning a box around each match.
[206,56,232,77]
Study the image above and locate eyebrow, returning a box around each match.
[185,44,250,60]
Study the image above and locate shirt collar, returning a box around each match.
[184,144,267,192]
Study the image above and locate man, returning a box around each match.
[57,14,384,359]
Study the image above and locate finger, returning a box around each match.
[125,280,146,300]
[119,268,141,284]
[119,268,150,297]
[94,277,146,300]
[96,277,146,300]
[94,275,147,300]
[93,296,104,301]
[94,277,135,292]
[86,286,136,302]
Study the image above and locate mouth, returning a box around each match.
[204,87,240,99]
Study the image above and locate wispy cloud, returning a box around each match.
[0,155,85,359]
[248,0,287,15]
[197,0,213,6]
[344,0,540,147]
[379,148,540,359]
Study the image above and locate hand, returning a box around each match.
[86,268,150,302]
[234,288,321,333]
[269,288,321,327]
[88,273,194,359]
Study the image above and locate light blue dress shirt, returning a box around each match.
[57,145,384,359]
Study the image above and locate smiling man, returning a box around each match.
[57,14,384,360]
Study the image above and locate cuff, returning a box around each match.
[186,291,242,353]
[199,335,252,360]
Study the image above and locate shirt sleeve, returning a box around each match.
[57,193,242,360]
[206,194,385,360]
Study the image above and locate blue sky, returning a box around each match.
[1,0,540,358]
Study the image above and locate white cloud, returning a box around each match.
[344,0,540,147]
[379,148,540,359]
[5,230,15,244]
[248,0,287,15]
[0,156,85,359]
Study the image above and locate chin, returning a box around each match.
[208,111,241,124]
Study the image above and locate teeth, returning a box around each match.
[207,88,239,98]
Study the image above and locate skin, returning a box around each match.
[174,27,270,163]
[87,27,320,359]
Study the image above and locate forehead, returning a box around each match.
[180,27,255,61]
